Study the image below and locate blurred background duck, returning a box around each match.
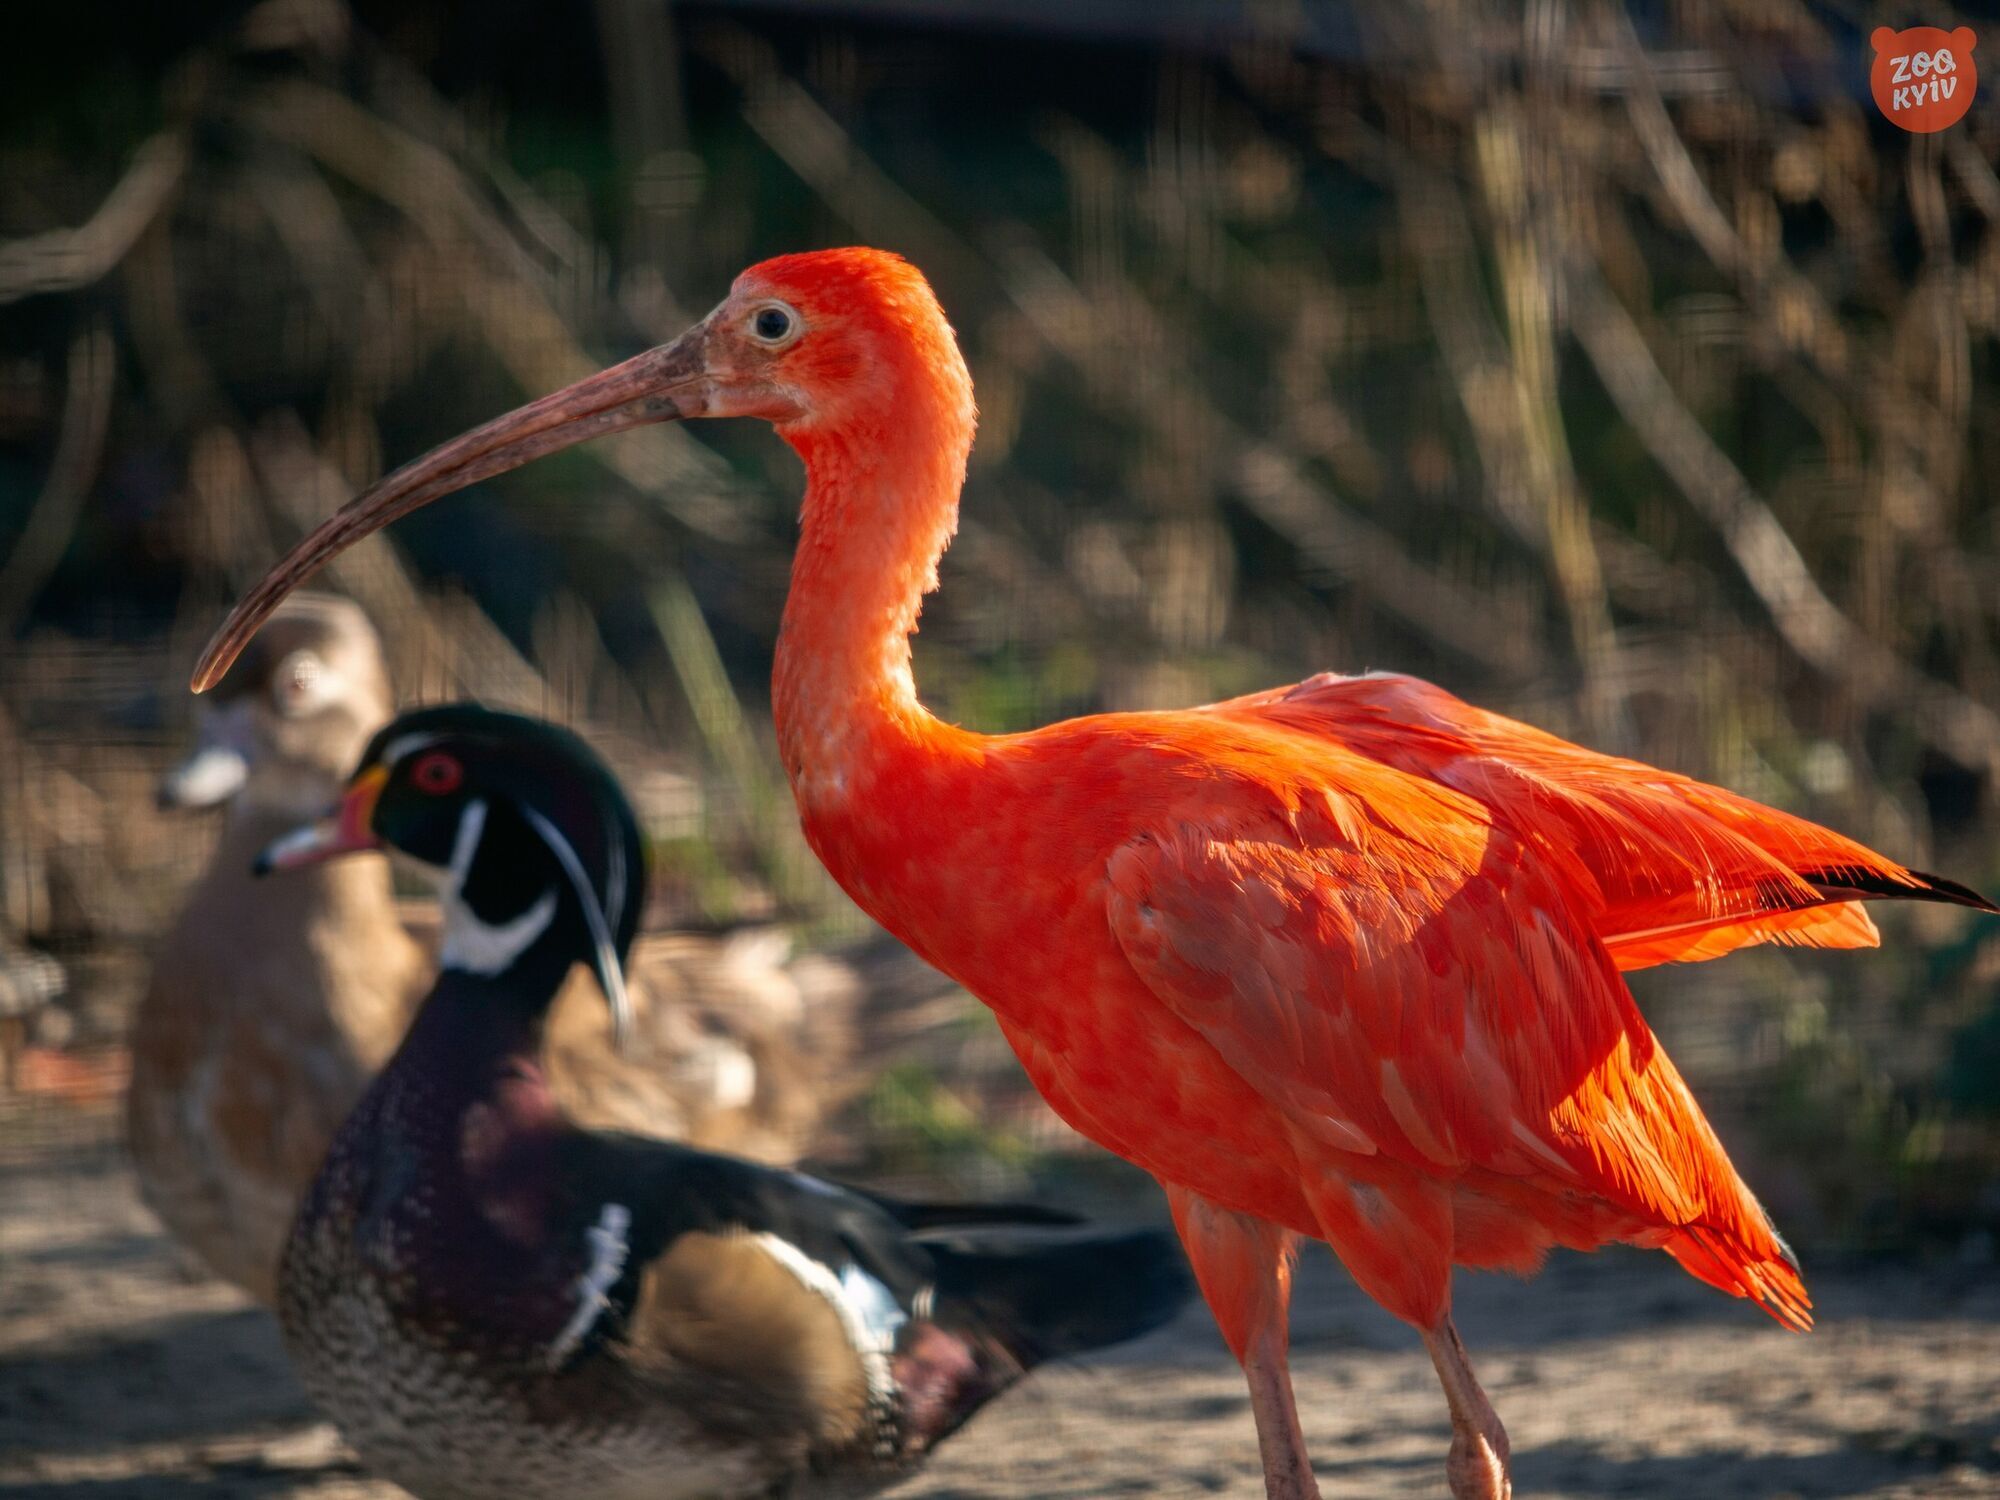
[129,593,424,1299]
[272,704,1192,1499]
[129,594,945,1304]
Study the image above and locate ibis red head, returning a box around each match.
[190,248,972,694]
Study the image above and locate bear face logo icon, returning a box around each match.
[1872,26,1977,133]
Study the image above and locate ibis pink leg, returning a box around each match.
[1421,1315,1511,1500]
[1163,1185,1321,1500]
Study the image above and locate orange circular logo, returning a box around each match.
[1871,26,1977,133]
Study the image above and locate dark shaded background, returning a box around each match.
[4,0,2000,1255]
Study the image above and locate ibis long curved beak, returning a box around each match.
[254,765,390,874]
[192,326,711,694]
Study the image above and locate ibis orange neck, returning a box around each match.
[770,354,979,822]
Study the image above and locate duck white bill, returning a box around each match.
[255,765,388,874]
[254,815,383,874]
[157,745,249,810]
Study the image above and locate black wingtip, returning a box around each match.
[887,1225,1195,1458]
[928,1225,1195,1367]
[867,1194,1086,1232]
[1804,865,2000,915]
[1908,869,2000,915]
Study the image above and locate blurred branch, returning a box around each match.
[596,0,691,271]
[1470,103,1629,745]
[649,576,829,913]
[1004,234,1550,679]
[1609,11,1745,281]
[0,321,116,635]
[1389,142,1627,734]
[650,576,768,788]
[531,592,655,734]
[0,135,188,307]
[246,413,548,705]
[693,23,987,289]
[422,586,551,709]
[244,156,379,348]
[0,701,50,935]
[1567,261,2000,775]
[233,79,750,542]
[706,29,1553,683]
[596,0,689,160]
[1946,132,2000,224]
[1889,137,1994,703]
[1232,445,1538,677]
[1606,4,1848,378]
[119,209,227,433]
[1392,172,1542,540]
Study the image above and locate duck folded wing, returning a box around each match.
[555,1136,937,1346]
[1217,672,1994,970]
[542,1140,935,1448]
[1104,777,1809,1328]
[545,1138,1190,1463]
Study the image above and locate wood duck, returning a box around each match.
[132,596,944,1305]
[270,704,1193,1499]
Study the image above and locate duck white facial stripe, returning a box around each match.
[547,1202,632,1368]
[441,887,559,974]
[521,802,632,1044]
[379,730,442,767]
[750,1233,907,1405]
[448,798,488,887]
[604,823,626,935]
[438,799,562,974]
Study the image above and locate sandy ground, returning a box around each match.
[3,1102,1998,1500]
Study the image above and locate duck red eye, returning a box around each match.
[411,753,463,795]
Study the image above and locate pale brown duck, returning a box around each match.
[130,594,913,1304]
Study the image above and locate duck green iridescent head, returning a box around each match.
[259,704,645,1040]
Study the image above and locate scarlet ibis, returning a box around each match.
[265,703,1193,1500]
[196,248,1997,1500]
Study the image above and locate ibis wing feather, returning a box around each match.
[1216,673,1992,968]
[1104,756,1809,1327]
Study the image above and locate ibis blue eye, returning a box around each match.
[753,306,794,342]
